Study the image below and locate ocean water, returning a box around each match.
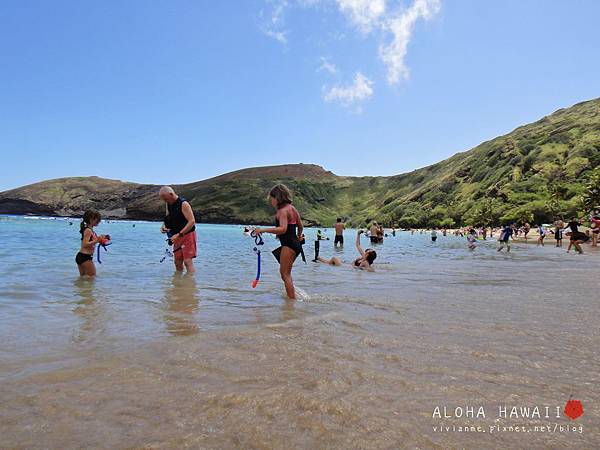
[0,215,598,449]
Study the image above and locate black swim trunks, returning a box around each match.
[75,252,93,265]
[334,235,344,245]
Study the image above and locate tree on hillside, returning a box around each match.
[582,167,600,210]
[467,197,500,227]
[399,215,418,228]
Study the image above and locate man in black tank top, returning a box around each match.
[159,186,197,273]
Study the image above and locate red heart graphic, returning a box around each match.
[564,399,584,420]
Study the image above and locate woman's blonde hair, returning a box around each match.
[269,184,292,209]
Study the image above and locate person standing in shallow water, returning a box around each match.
[537,223,546,246]
[334,218,345,247]
[159,186,197,273]
[590,208,600,247]
[75,209,110,276]
[431,228,438,242]
[565,217,588,254]
[554,218,564,247]
[523,222,531,240]
[369,222,379,244]
[254,184,305,300]
[497,223,515,252]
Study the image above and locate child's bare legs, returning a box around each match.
[79,260,96,276]
[279,247,297,300]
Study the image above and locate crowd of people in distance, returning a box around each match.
[446,211,600,254]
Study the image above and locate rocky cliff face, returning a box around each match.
[0,165,335,223]
[0,176,159,219]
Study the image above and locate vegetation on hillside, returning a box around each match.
[312,97,600,227]
[1,99,599,227]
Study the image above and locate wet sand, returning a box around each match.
[1,218,598,449]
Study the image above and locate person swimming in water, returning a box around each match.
[316,230,377,269]
[75,209,109,276]
[253,184,305,300]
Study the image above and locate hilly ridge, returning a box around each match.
[2,98,599,227]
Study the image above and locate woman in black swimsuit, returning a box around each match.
[566,217,588,254]
[76,210,108,276]
[254,184,305,300]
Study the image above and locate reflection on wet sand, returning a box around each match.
[281,298,298,322]
[72,277,106,344]
[163,273,200,336]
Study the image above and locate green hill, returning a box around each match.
[2,98,599,227]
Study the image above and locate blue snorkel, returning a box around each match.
[96,235,111,264]
[250,230,264,288]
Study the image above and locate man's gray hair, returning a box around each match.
[159,186,175,196]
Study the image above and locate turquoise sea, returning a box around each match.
[0,215,598,449]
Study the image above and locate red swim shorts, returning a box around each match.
[174,231,197,260]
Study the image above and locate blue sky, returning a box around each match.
[1,0,599,191]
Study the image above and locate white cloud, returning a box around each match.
[323,72,373,108]
[260,0,290,45]
[336,0,386,33]
[259,0,441,107]
[379,0,441,84]
[263,28,288,44]
[318,56,338,74]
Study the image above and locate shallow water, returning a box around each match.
[0,215,598,449]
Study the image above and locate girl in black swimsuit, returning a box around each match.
[76,210,108,276]
[316,230,377,269]
[253,184,305,300]
[353,230,377,269]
